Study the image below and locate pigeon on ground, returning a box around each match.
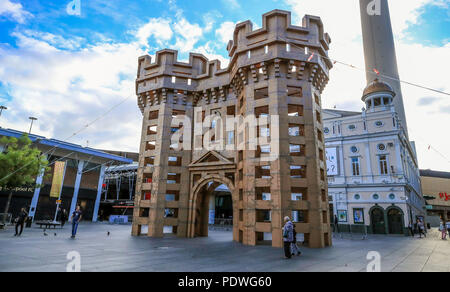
[54,233,57,236]
[107,231,110,236]
[44,232,48,236]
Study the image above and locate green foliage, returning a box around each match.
[0,134,50,189]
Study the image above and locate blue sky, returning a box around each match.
[0,0,449,170]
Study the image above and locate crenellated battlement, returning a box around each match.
[136,10,333,113]
[226,10,331,60]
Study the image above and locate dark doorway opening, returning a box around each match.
[370,207,386,234]
[388,208,404,234]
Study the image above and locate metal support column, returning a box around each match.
[92,165,106,222]
[69,160,84,222]
[29,155,48,221]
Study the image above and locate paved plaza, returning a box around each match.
[0,223,449,272]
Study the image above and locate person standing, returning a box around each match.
[441,222,447,240]
[71,206,82,239]
[282,216,294,259]
[417,219,426,239]
[14,207,28,236]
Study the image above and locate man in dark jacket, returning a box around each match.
[15,207,28,236]
[71,206,83,239]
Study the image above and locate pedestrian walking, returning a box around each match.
[441,222,447,240]
[417,219,426,238]
[14,207,28,236]
[291,223,302,256]
[71,206,83,239]
[282,216,294,259]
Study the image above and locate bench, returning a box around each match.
[35,221,61,229]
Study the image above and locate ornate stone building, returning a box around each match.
[324,80,425,235]
[132,10,333,248]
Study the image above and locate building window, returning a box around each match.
[377,144,386,151]
[354,194,361,200]
[290,165,306,178]
[188,78,192,86]
[290,144,305,156]
[260,127,270,137]
[247,50,251,59]
[350,146,358,153]
[264,45,268,54]
[262,193,271,201]
[373,194,379,200]
[351,157,360,176]
[324,127,330,134]
[375,121,384,127]
[379,155,388,175]
[260,145,271,153]
[288,124,304,136]
[286,43,291,52]
[389,193,396,200]
[348,124,356,131]
[374,98,381,107]
[171,76,176,83]
[227,131,234,145]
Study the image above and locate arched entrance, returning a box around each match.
[370,207,386,234]
[387,207,404,234]
[187,174,236,240]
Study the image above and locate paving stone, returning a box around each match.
[0,223,449,272]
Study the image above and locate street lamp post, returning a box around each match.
[28,117,37,134]
[0,106,7,120]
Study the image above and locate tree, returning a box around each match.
[0,134,49,223]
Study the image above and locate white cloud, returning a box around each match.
[216,21,236,44]
[136,17,173,47]
[0,0,32,23]
[0,32,146,152]
[284,0,450,171]
[221,0,240,10]
[0,10,210,152]
[173,17,204,53]
[194,41,230,68]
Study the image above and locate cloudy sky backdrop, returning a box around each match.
[0,0,449,170]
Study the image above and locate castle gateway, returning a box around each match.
[132,10,333,248]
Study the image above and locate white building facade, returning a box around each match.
[324,80,425,235]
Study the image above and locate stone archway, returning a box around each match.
[187,174,237,240]
[369,206,386,234]
[387,206,405,235]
